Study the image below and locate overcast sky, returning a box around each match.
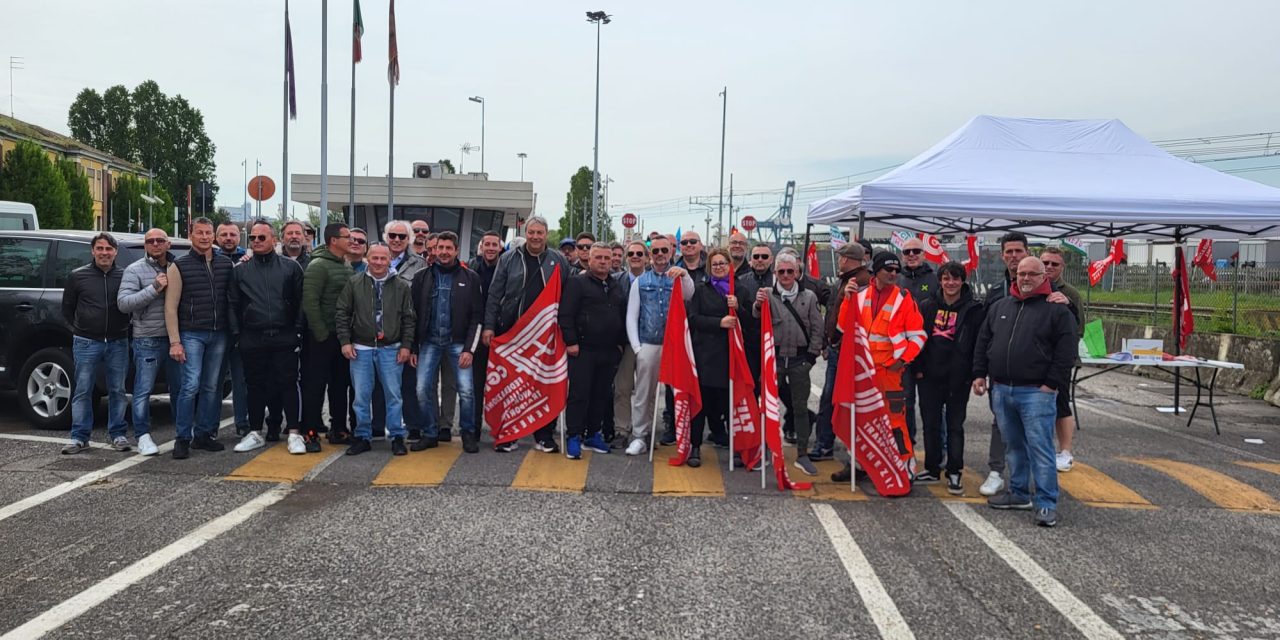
[7,0,1280,235]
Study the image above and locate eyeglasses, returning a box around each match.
[144,238,168,245]
[387,233,408,240]
[248,234,269,242]
[776,268,796,275]
[751,253,770,260]
[577,244,593,251]
[1016,271,1045,278]
[626,251,646,258]
[651,247,670,254]
[1042,261,1063,267]
[413,228,429,234]
[680,239,699,246]
[350,237,367,245]
[710,262,730,269]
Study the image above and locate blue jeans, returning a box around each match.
[416,342,476,439]
[131,336,179,437]
[70,336,129,443]
[220,345,250,428]
[814,345,840,451]
[176,330,228,441]
[350,346,406,440]
[992,384,1059,510]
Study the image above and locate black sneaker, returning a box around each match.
[437,429,453,443]
[946,473,964,496]
[172,439,191,459]
[410,437,438,452]
[192,435,225,452]
[687,449,702,468]
[534,439,560,454]
[346,439,372,456]
[783,430,797,445]
[831,465,852,482]
[305,435,322,453]
[391,437,407,456]
[1035,508,1059,527]
[808,447,834,461]
[914,471,941,484]
[659,431,676,446]
[408,429,422,442]
[327,431,353,445]
[494,441,518,453]
[265,428,281,443]
[461,431,480,454]
[988,494,1034,510]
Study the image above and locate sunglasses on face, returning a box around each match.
[751,254,770,260]
[350,237,367,245]
[680,239,699,246]
[413,228,429,234]
[627,251,646,257]
[776,268,796,275]
[651,247,670,254]
[1042,261,1062,267]
[882,267,900,273]
[144,238,167,245]
[577,244,593,251]
[248,234,269,242]
[902,248,923,255]
[387,233,407,240]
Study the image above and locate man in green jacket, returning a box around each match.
[336,243,416,456]
[301,223,354,451]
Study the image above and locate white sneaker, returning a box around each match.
[979,471,1004,496]
[1056,451,1074,472]
[625,439,646,456]
[287,433,307,455]
[234,431,266,453]
[137,434,159,456]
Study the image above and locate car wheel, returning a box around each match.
[19,347,74,431]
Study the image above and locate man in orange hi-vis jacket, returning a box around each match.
[856,252,926,463]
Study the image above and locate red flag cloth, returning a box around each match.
[1088,239,1126,286]
[962,234,979,274]
[1192,238,1217,282]
[759,298,811,490]
[387,0,400,85]
[831,297,912,497]
[659,278,702,466]
[1174,247,1194,350]
[919,233,949,264]
[285,0,297,119]
[353,0,364,63]
[727,276,763,469]
[806,243,820,277]
[484,265,568,444]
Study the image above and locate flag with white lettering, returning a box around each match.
[659,278,701,467]
[484,265,568,444]
[727,275,762,470]
[760,297,810,490]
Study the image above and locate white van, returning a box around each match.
[0,201,39,230]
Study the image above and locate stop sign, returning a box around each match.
[621,212,637,228]
[740,215,757,232]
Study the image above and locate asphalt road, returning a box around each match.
[0,368,1278,639]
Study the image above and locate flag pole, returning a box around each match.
[648,384,661,463]
[319,0,330,232]
[387,0,396,224]
[282,0,290,220]
[349,0,359,225]
[728,378,735,472]
[850,397,858,493]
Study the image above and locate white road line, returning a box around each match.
[943,503,1124,640]
[0,433,111,449]
[0,417,235,525]
[1076,399,1278,463]
[0,483,293,640]
[810,503,916,640]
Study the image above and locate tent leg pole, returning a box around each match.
[856,210,865,240]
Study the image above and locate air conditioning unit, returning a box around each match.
[412,162,448,179]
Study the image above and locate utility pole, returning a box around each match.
[8,57,22,117]
[717,87,727,248]
[587,11,612,238]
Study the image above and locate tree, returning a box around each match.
[100,85,134,161]
[0,141,71,229]
[438,159,456,174]
[57,159,95,230]
[109,173,175,233]
[555,166,615,243]
[67,88,106,148]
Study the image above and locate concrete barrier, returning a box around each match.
[1103,324,1280,408]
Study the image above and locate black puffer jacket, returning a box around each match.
[62,262,129,341]
[172,249,234,332]
[229,252,305,348]
[559,271,627,350]
[973,283,1077,392]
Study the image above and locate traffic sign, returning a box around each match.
[621,212,637,228]
[740,215,757,231]
[248,176,276,201]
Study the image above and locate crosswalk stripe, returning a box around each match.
[511,448,591,493]
[373,441,464,487]
[226,442,335,483]
[1058,462,1157,510]
[1122,457,1280,513]
[1235,461,1280,477]
[652,445,725,496]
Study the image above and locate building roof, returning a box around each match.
[0,114,146,173]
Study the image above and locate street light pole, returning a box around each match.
[718,86,726,246]
[586,10,611,238]
[517,152,527,181]
[469,96,485,174]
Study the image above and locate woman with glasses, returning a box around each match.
[684,248,737,467]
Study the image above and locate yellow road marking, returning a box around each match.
[652,446,725,497]
[372,441,464,487]
[1123,457,1280,513]
[1236,461,1280,477]
[511,448,591,493]
[922,468,987,504]
[226,443,331,483]
[1057,462,1157,510]
[785,448,868,501]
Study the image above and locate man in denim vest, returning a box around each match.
[623,235,694,456]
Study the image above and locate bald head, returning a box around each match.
[902,237,924,268]
[1015,256,1046,294]
[143,228,170,260]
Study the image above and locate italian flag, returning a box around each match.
[352,0,364,63]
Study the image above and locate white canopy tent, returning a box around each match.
[807,115,1280,240]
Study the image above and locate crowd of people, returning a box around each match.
[60,216,1081,527]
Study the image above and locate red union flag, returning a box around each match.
[1192,238,1217,282]
[1174,247,1194,350]
[659,278,701,467]
[727,276,763,470]
[919,233,950,264]
[759,298,810,491]
[962,234,979,275]
[1089,238,1126,287]
[831,296,911,497]
[484,265,568,444]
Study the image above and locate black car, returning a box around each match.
[0,230,195,430]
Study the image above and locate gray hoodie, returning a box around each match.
[117,253,174,338]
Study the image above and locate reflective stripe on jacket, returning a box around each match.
[856,284,925,368]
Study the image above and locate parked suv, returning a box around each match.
[0,230,194,430]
